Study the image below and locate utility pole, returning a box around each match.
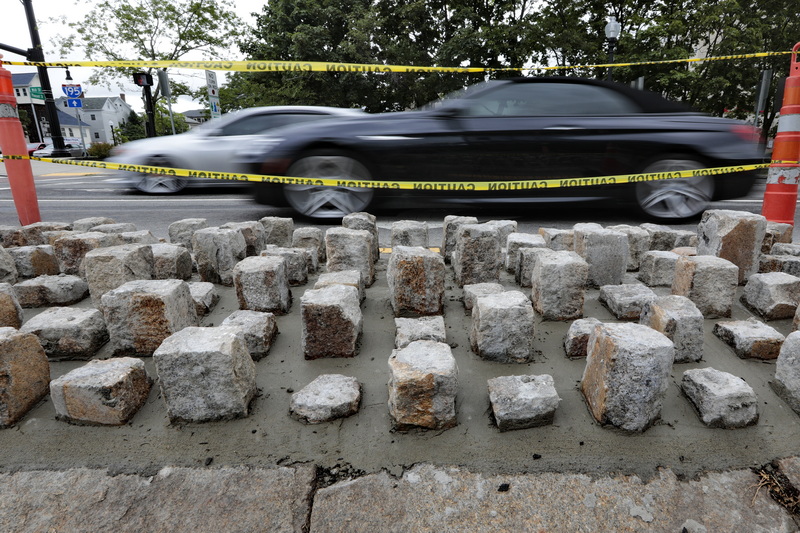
[0,1,69,155]
[21,0,69,156]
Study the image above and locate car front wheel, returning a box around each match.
[635,157,714,220]
[283,152,374,218]
[132,155,188,194]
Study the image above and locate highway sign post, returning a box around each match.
[61,84,86,154]
[205,71,221,120]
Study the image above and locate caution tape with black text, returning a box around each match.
[0,154,781,191]
[1,50,797,74]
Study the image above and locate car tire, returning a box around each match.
[132,155,188,194]
[282,151,374,218]
[634,156,713,220]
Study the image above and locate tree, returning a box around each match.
[117,111,146,143]
[225,0,382,112]
[18,109,32,140]
[223,0,538,113]
[526,0,799,141]
[59,0,243,105]
[154,103,190,136]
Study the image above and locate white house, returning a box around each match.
[12,72,135,146]
[55,109,93,148]
[56,95,135,145]
[11,72,47,142]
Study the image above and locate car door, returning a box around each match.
[454,81,642,187]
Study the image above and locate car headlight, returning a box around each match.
[236,137,285,163]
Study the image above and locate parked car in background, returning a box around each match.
[32,143,87,158]
[26,143,46,156]
[108,106,364,193]
[243,77,764,220]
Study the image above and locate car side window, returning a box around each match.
[218,113,329,136]
[463,83,639,117]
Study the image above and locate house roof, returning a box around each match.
[184,109,208,119]
[56,109,90,127]
[12,72,37,86]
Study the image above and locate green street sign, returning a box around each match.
[29,87,44,100]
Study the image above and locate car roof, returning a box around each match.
[505,77,693,114]
[193,105,364,133]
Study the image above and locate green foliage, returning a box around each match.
[223,0,536,113]
[154,103,190,136]
[18,109,32,139]
[222,0,799,131]
[118,111,146,143]
[87,142,114,159]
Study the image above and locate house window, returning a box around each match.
[90,114,96,120]
[22,88,27,96]
[68,128,73,136]
[14,89,20,96]
[94,132,100,139]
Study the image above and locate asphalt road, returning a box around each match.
[0,159,773,239]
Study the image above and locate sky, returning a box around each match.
[2,0,266,113]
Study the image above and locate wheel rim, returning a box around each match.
[284,155,374,218]
[635,159,713,219]
[133,155,187,194]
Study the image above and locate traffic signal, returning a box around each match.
[133,72,153,87]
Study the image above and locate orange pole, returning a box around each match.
[0,54,41,225]
[762,43,800,226]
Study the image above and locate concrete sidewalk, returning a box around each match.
[1,213,800,532]
[0,462,797,531]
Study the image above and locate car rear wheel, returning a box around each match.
[635,158,713,220]
[132,155,187,194]
[283,153,374,218]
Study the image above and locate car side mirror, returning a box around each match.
[432,104,464,118]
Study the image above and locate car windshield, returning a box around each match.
[189,112,245,134]
[416,81,502,111]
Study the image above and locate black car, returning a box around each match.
[244,77,764,220]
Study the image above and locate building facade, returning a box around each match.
[11,72,48,143]
[13,71,135,146]
[55,96,135,145]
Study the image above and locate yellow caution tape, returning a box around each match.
[1,50,795,73]
[538,51,795,71]
[1,154,774,190]
[0,59,484,73]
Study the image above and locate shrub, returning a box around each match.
[88,142,113,160]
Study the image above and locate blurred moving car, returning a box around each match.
[108,106,364,193]
[243,77,764,220]
[32,143,86,158]
[26,143,47,156]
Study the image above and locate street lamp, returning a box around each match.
[604,15,622,82]
[109,120,116,145]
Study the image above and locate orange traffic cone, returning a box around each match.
[0,55,41,225]
[762,43,800,226]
